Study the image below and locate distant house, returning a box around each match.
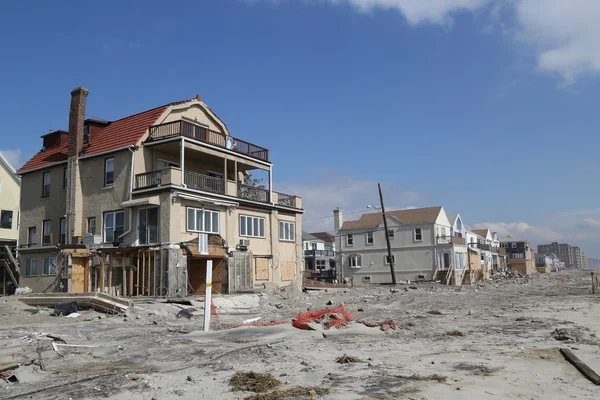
[333,206,467,284]
[498,236,535,275]
[302,232,335,271]
[0,152,21,293]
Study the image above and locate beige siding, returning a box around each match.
[0,163,20,241]
[80,150,133,242]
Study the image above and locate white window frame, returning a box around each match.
[384,255,396,265]
[0,210,13,230]
[441,227,446,237]
[279,221,296,242]
[388,229,395,239]
[186,207,219,234]
[42,257,57,276]
[60,218,67,245]
[366,231,374,245]
[104,210,125,243]
[349,255,362,268]
[240,215,265,238]
[511,243,517,249]
[43,220,51,245]
[88,217,96,235]
[346,233,354,246]
[414,228,423,241]
[315,259,327,270]
[138,207,160,245]
[104,158,115,186]
[42,171,51,197]
[28,227,37,246]
[501,243,508,248]
[25,258,39,276]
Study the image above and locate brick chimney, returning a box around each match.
[68,87,89,157]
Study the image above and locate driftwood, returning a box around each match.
[560,348,600,385]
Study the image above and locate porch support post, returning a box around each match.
[224,157,228,194]
[234,160,238,195]
[269,166,273,204]
[180,137,185,187]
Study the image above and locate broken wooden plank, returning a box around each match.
[560,348,600,385]
[0,363,19,373]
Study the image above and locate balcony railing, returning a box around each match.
[278,193,296,207]
[451,236,466,245]
[479,243,492,251]
[437,236,451,245]
[238,183,269,203]
[135,170,162,189]
[148,120,269,162]
[304,249,335,257]
[184,171,224,194]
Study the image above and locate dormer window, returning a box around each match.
[83,125,90,144]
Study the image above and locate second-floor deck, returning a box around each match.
[148,120,269,162]
[134,167,299,208]
[304,249,335,257]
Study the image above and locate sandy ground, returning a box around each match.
[1,270,600,400]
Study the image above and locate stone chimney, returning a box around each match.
[68,87,89,157]
[333,208,342,234]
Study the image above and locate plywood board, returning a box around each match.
[71,257,87,293]
[255,258,270,281]
[281,261,295,282]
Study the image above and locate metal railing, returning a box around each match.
[277,193,296,207]
[149,120,269,161]
[135,170,162,189]
[238,184,269,203]
[304,249,335,257]
[184,171,225,194]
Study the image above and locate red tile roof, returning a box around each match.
[18,100,189,174]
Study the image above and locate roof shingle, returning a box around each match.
[18,99,193,174]
[340,206,442,231]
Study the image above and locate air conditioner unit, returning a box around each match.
[237,239,250,251]
[83,233,103,246]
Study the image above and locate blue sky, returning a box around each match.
[1,0,599,255]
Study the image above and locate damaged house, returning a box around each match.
[17,87,303,296]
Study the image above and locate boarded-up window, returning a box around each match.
[281,261,295,281]
[255,258,270,280]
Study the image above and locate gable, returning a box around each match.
[0,153,20,187]
[160,102,229,136]
[434,207,451,227]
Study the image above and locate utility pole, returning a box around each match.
[378,183,397,285]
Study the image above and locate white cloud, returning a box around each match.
[277,174,427,232]
[247,0,600,84]
[329,0,490,25]
[513,0,600,84]
[471,221,563,243]
[0,149,23,170]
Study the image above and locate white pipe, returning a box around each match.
[203,259,213,331]
[180,137,186,187]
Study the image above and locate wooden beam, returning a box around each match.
[122,256,126,297]
[142,251,146,296]
[136,252,140,296]
[147,251,151,297]
[560,348,600,385]
[159,249,164,297]
[100,254,105,294]
[108,254,113,296]
[129,256,134,297]
[153,251,157,297]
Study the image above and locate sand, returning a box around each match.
[1,270,599,399]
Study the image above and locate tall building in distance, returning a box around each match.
[537,242,586,269]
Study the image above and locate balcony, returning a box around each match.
[184,171,224,194]
[148,120,269,162]
[437,236,451,245]
[134,167,301,208]
[451,236,466,245]
[479,243,492,251]
[305,249,335,257]
[238,183,269,203]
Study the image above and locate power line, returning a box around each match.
[303,208,372,222]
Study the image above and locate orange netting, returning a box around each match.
[292,306,354,330]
